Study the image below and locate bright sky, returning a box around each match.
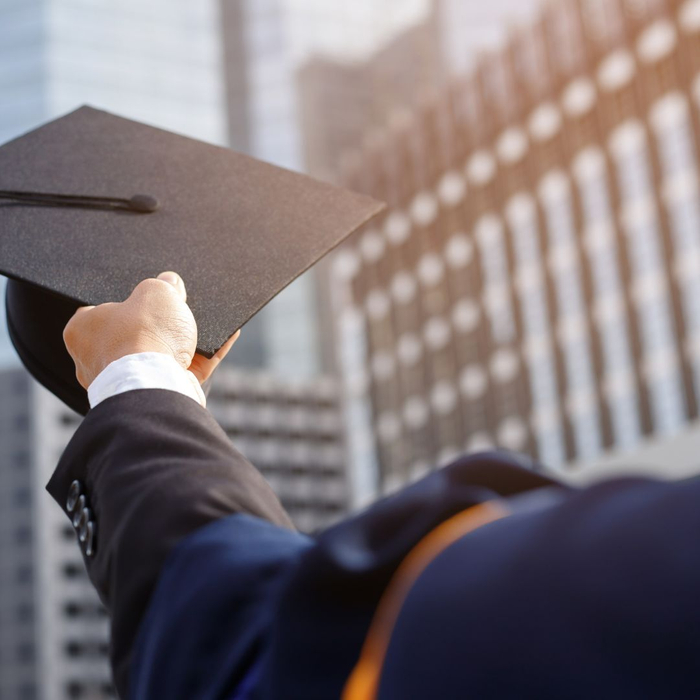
[280,0,543,73]
[282,0,431,62]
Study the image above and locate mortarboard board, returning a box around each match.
[0,106,384,415]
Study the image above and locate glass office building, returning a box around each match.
[219,0,441,378]
[0,0,226,373]
[0,3,224,697]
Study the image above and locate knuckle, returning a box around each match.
[132,279,182,308]
[166,320,196,365]
[173,348,193,368]
[63,318,78,350]
[133,278,162,296]
[75,364,92,390]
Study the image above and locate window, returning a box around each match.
[14,488,31,507]
[62,562,84,580]
[64,602,81,618]
[60,413,80,427]
[66,681,83,699]
[477,214,516,343]
[14,415,28,431]
[18,684,36,700]
[16,566,32,584]
[16,603,33,623]
[13,451,29,469]
[64,641,82,658]
[14,526,31,545]
[16,642,34,663]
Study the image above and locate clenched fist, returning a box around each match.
[63,271,239,389]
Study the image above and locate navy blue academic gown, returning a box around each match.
[47,390,700,699]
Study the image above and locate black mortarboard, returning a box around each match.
[0,106,383,415]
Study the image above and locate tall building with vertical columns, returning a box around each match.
[297,7,446,182]
[0,4,227,696]
[0,370,112,700]
[218,0,439,378]
[332,0,700,502]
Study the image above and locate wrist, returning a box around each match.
[81,340,179,390]
[87,352,207,408]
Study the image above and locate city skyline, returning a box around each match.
[0,0,442,380]
[4,0,700,695]
[0,0,548,378]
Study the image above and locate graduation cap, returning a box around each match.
[0,106,383,415]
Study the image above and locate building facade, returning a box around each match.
[0,0,227,373]
[0,2,230,696]
[219,0,450,378]
[0,364,348,699]
[0,369,40,700]
[436,0,543,75]
[297,7,446,182]
[0,370,112,700]
[219,0,326,378]
[333,0,700,500]
[208,369,349,533]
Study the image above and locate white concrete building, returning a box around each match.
[208,368,349,534]
[0,370,111,700]
[437,0,542,74]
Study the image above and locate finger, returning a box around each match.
[63,305,96,357]
[72,304,96,317]
[63,305,96,342]
[213,330,241,361]
[157,271,187,302]
[188,331,241,384]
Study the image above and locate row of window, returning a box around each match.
[355,118,700,468]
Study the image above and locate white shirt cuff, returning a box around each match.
[87,352,207,409]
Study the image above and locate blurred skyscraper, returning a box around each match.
[208,369,349,533]
[0,0,225,146]
[296,0,547,183]
[297,7,446,182]
[282,0,431,63]
[218,0,436,378]
[437,0,543,74]
[0,0,226,372]
[0,5,227,696]
[332,0,700,503]
[0,371,112,700]
[0,361,349,699]
[219,0,320,376]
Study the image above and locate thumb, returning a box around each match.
[157,271,187,302]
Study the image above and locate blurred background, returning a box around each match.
[2,0,700,697]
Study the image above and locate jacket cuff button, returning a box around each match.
[85,522,97,558]
[77,509,92,544]
[66,480,82,513]
[72,496,86,528]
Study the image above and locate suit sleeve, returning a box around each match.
[46,388,294,697]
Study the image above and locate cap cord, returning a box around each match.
[0,190,159,213]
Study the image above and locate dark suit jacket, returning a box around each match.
[47,389,700,699]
